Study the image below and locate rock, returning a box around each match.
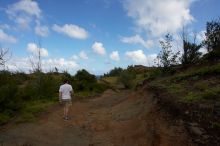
[190,126,204,135]
[189,122,198,127]
[202,134,210,139]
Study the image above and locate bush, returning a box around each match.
[0,113,10,125]
[118,71,136,89]
[202,49,220,61]
[104,67,123,77]
[92,83,109,93]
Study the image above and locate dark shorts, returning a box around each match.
[62,99,72,106]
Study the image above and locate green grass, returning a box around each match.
[183,92,201,102]
[0,113,10,125]
[74,91,97,99]
[148,62,220,104]
[15,99,56,123]
[182,86,220,102]
[193,81,209,91]
[101,77,118,85]
[173,62,220,81]
[133,74,145,87]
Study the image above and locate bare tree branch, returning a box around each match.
[0,48,10,68]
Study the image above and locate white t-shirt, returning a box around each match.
[59,83,73,99]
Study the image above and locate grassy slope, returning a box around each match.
[146,61,220,144]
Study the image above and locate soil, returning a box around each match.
[0,89,195,146]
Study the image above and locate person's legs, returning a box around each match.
[66,104,69,117]
[63,104,66,118]
[63,100,71,120]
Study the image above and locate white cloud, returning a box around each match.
[52,24,88,39]
[0,24,10,30]
[121,35,154,48]
[79,51,89,60]
[125,50,157,66]
[15,16,31,29]
[123,0,194,37]
[26,43,48,57]
[92,42,106,55]
[35,21,49,37]
[71,55,78,60]
[197,30,206,43]
[6,0,41,29]
[41,58,78,71]
[199,47,207,55]
[6,57,78,73]
[0,29,17,43]
[110,51,120,61]
[6,0,41,18]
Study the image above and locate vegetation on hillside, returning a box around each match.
[0,69,109,125]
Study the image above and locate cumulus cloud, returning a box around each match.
[26,43,48,57]
[110,51,120,61]
[121,35,154,48]
[52,24,88,40]
[92,42,106,55]
[125,50,157,66]
[35,21,49,37]
[0,29,17,43]
[6,0,41,29]
[6,57,78,73]
[6,0,41,18]
[41,58,78,71]
[123,0,194,37]
[79,51,89,60]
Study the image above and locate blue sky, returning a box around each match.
[0,0,219,75]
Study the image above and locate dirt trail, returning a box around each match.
[0,89,195,146]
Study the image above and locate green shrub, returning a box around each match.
[118,71,136,89]
[92,83,109,93]
[202,49,220,61]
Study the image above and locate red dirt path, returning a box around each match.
[0,89,195,146]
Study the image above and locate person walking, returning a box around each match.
[59,79,73,120]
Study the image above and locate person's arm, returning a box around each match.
[59,86,62,103]
[70,86,73,98]
[59,92,62,103]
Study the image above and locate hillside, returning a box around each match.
[100,61,220,145]
[145,61,220,145]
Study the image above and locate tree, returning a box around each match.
[203,18,220,61]
[105,67,123,77]
[180,28,202,65]
[205,18,220,52]
[157,34,180,70]
[29,41,43,73]
[74,69,97,91]
[0,48,9,68]
[181,41,202,65]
